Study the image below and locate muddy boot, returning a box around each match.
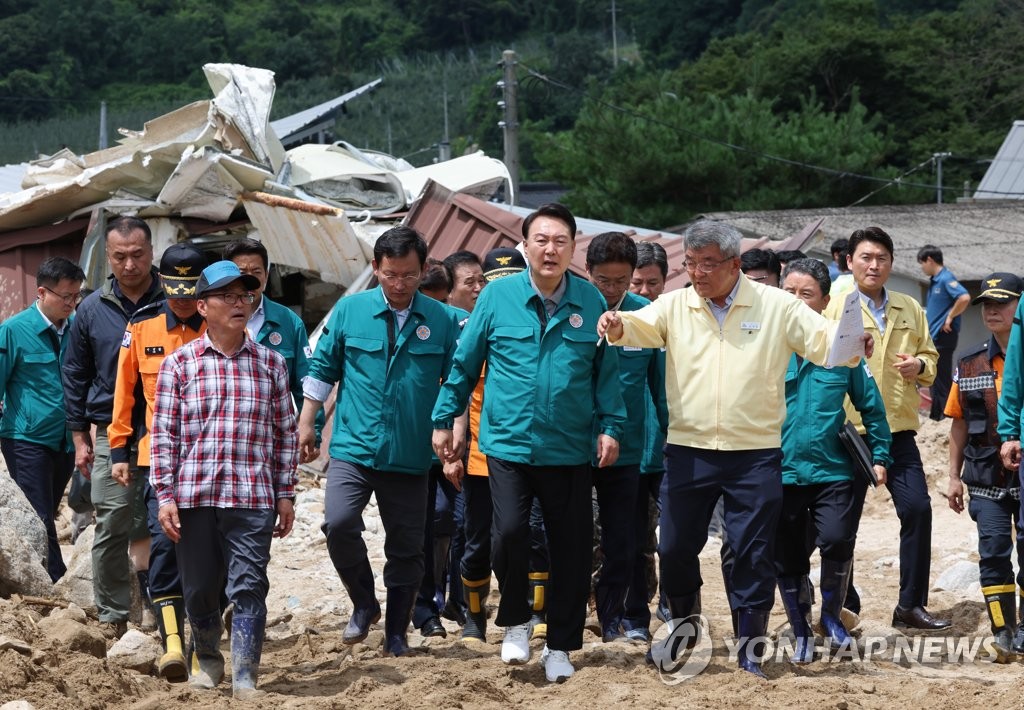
[777,576,814,664]
[462,576,490,641]
[595,584,625,642]
[383,586,418,657]
[337,558,381,645]
[153,596,188,682]
[231,614,266,700]
[188,612,225,690]
[982,584,1018,663]
[647,592,701,666]
[735,609,770,679]
[528,571,548,641]
[819,558,853,649]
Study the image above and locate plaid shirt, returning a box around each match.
[150,333,298,509]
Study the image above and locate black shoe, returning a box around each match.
[338,559,381,645]
[420,616,447,638]
[891,605,951,630]
[441,599,466,626]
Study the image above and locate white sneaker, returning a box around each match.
[540,645,574,683]
[500,623,532,664]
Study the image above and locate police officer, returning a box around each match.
[947,273,1024,660]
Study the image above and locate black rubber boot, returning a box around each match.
[777,576,814,664]
[337,559,381,644]
[230,613,266,700]
[383,586,418,656]
[819,558,853,649]
[462,576,490,641]
[982,584,1018,663]
[735,609,770,679]
[647,592,701,666]
[188,612,225,690]
[153,595,188,682]
[1014,589,1024,655]
[432,535,452,612]
[595,585,626,642]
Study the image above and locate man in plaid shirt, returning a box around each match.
[151,260,299,700]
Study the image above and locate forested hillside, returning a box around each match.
[1,0,1021,224]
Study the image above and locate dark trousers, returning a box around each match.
[969,493,1024,588]
[529,497,549,577]
[142,476,180,598]
[176,507,275,619]
[931,329,958,421]
[593,464,640,615]
[447,487,467,612]
[414,464,459,627]
[461,474,492,582]
[659,445,782,612]
[850,430,932,609]
[488,457,591,652]
[624,471,662,629]
[1,438,72,582]
[323,459,428,589]
[775,480,856,576]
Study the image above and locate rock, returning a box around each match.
[49,603,88,624]
[107,629,160,674]
[933,560,979,592]
[0,471,53,597]
[35,617,107,658]
[1,701,37,710]
[0,634,32,655]
[53,525,96,609]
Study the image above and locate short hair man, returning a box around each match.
[151,261,298,699]
[917,244,971,422]
[299,226,461,658]
[0,256,85,582]
[432,204,627,682]
[829,238,849,281]
[630,242,668,302]
[599,221,866,677]
[585,232,668,643]
[443,250,486,313]
[947,273,1024,661]
[108,243,207,682]
[418,258,452,303]
[827,227,948,630]
[776,258,891,662]
[740,248,781,288]
[63,215,165,638]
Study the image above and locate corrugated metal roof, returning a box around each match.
[270,79,383,144]
[0,163,28,196]
[975,120,1024,199]
[702,201,1024,284]
[405,181,823,292]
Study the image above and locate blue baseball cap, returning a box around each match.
[196,260,260,297]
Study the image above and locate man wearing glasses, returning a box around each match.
[0,256,85,582]
[151,260,298,699]
[298,226,461,658]
[64,215,165,639]
[598,221,867,678]
[432,204,627,683]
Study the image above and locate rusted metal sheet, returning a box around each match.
[242,192,370,287]
[0,219,87,320]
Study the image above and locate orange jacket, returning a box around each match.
[109,302,205,467]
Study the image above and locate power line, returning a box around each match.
[519,62,1024,198]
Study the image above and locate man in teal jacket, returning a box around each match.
[298,226,460,658]
[431,203,627,683]
[0,256,86,581]
[585,232,668,643]
[776,259,892,662]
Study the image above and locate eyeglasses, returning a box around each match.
[204,292,256,306]
[746,274,769,282]
[43,286,85,305]
[379,272,421,284]
[683,256,733,274]
[593,275,631,290]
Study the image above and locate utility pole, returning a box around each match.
[439,73,451,163]
[933,151,951,204]
[498,50,519,205]
[98,101,108,150]
[610,0,619,68]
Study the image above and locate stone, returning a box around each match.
[107,629,160,674]
[53,525,96,609]
[49,603,88,624]
[0,634,32,655]
[933,560,979,593]
[1,701,37,710]
[35,617,107,658]
[0,470,53,598]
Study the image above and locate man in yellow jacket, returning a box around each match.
[824,226,948,631]
[598,221,866,678]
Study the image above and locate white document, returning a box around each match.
[826,288,865,368]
